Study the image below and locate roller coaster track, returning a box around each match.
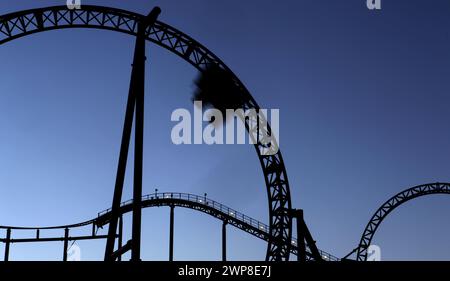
[0,5,292,261]
[349,182,450,261]
[0,192,338,261]
[1,5,445,263]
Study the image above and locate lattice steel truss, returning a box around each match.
[0,5,292,260]
[356,182,450,261]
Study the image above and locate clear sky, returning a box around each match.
[0,0,449,261]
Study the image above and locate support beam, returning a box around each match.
[105,7,161,262]
[302,219,322,261]
[169,205,174,261]
[6,235,110,243]
[130,19,146,263]
[111,240,132,261]
[291,209,322,261]
[222,222,227,261]
[4,228,11,262]
[104,43,137,261]
[131,6,161,262]
[118,215,123,261]
[63,228,69,262]
[296,210,306,262]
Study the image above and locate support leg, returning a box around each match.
[63,228,69,262]
[222,222,227,261]
[169,206,175,261]
[296,210,306,261]
[130,7,162,261]
[130,22,146,262]
[118,215,123,261]
[4,228,11,262]
[104,61,137,261]
[302,219,323,261]
[104,6,161,262]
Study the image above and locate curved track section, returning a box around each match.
[356,182,450,261]
[0,192,337,261]
[0,5,292,260]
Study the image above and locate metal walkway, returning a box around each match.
[0,192,338,261]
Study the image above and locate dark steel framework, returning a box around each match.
[103,6,161,262]
[0,5,292,260]
[355,182,450,261]
[0,192,338,261]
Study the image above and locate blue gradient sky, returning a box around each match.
[0,0,449,261]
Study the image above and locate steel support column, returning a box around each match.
[118,215,123,261]
[291,209,322,261]
[104,37,138,261]
[63,228,69,261]
[130,17,147,263]
[104,7,161,262]
[131,6,161,262]
[169,205,174,261]
[295,210,306,261]
[222,222,227,261]
[4,228,11,261]
[92,223,95,237]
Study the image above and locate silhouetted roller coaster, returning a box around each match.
[0,5,447,261]
[0,192,339,261]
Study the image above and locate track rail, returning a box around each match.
[0,192,338,261]
[355,182,450,261]
[0,5,292,260]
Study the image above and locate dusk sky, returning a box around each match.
[0,0,449,261]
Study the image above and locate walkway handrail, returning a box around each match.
[0,191,339,261]
[98,192,271,233]
[96,191,339,261]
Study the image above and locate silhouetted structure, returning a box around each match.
[104,6,161,263]
[0,4,446,263]
[352,182,450,261]
[0,4,294,261]
[0,192,338,261]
